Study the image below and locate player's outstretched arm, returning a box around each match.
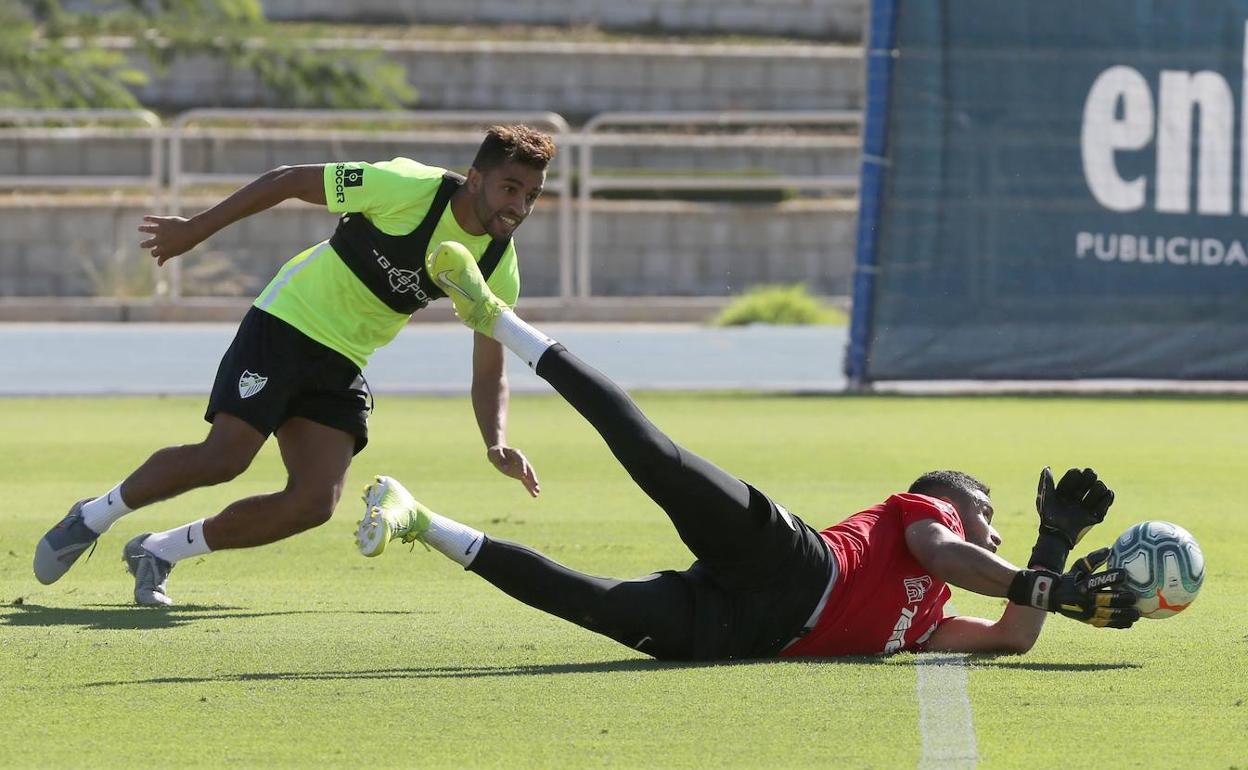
[906,519,1022,596]
[138,164,326,265]
[925,605,1046,654]
[907,522,1139,653]
[906,520,1046,652]
[471,331,540,497]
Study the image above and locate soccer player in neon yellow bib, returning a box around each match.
[32,125,554,606]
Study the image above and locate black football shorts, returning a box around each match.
[678,488,836,660]
[205,307,370,454]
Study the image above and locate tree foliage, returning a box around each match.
[2,0,415,109]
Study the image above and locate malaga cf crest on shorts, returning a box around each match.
[238,370,268,399]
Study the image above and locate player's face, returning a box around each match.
[956,489,1001,553]
[467,160,546,239]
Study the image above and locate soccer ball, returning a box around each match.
[1107,521,1205,619]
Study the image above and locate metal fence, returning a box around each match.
[0,109,164,197]
[577,110,860,297]
[0,109,860,300]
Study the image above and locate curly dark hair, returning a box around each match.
[472,124,556,172]
[908,470,989,504]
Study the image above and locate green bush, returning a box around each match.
[712,283,845,326]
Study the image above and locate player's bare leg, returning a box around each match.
[123,413,267,507]
[34,413,265,585]
[202,417,355,549]
[122,417,354,606]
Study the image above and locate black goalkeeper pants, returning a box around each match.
[468,345,834,661]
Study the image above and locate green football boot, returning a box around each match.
[356,475,432,557]
[425,240,507,335]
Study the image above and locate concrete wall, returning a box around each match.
[122,40,863,117]
[586,199,856,296]
[262,0,868,41]
[0,198,856,299]
[0,133,159,178]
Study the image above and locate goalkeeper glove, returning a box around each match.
[1007,547,1139,629]
[1029,466,1114,571]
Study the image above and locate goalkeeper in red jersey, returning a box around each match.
[357,243,1139,659]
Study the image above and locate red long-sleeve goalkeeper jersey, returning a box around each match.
[781,493,964,657]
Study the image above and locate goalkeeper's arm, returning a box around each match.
[905,520,1139,651]
[904,520,1046,653]
[905,519,1030,596]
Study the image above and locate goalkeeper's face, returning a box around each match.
[956,488,1002,553]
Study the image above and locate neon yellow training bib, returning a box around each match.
[254,159,520,369]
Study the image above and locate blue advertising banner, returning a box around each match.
[858,1,1248,380]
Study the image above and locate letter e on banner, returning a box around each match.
[1082,66,1154,212]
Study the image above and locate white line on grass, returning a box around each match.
[915,603,978,769]
[916,654,977,769]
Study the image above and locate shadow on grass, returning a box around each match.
[0,603,425,631]
[84,655,895,688]
[968,659,1143,672]
[81,653,1140,688]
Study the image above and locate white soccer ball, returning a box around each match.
[1107,521,1205,619]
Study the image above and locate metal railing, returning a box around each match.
[576,111,860,297]
[0,109,861,302]
[0,109,163,198]
[0,110,166,295]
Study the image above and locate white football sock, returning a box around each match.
[142,519,211,564]
[424,512,485,568]
[492,310,557,369]
[80,482,134,534]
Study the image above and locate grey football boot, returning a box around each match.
[33,499,99,585]
[122,534,174,606]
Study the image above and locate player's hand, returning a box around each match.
[138,215,206,265]
[487,445,540,498]
[1008,547,1140,628]
[1036,466,1114,547]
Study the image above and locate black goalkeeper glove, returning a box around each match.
[1029,466,1115,571]
[1007,548,1139,629]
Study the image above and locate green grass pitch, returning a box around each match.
[2,394,1246,768]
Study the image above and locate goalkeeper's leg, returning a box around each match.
[428,242,797,574]
[499,320,767,569]
[469,536,697,660]
[358,475,697,659]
